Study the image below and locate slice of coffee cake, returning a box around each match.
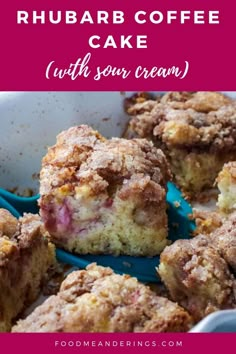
[0,209,56,332]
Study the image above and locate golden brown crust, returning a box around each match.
[210,213,236,273]
[13,263,192,333]
[42,125,105,167]
[160,91,232,112]
[191,210,224,236]
[124,92,159,116]
[126,92,235,152]
[0,209,18,238]
[217,161,236,182]
[0,212,48,266]
[159,212,236,322]
[41,125,171,196]
[158,235,236,322]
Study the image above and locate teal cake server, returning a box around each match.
[0,188,39,217]
[0,182,195,282]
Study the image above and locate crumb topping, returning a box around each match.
[217,161,236,183]
[13,263,192,332]
[126,92,236,152]
[159,235,236,321]
[0,210,48,266]
[40,125,171,199]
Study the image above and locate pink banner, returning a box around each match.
[1,333,236,354]
[1,1,236,352]
[0,0,235,90]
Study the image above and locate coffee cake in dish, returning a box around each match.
[125,91,236,197]
[12,263,192,332]
[217,162,236,213]
[0,209,56,332]
[210,213,236,274]
[191,210,224,236]
[39,125,171,256]
[158,216,236,322]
